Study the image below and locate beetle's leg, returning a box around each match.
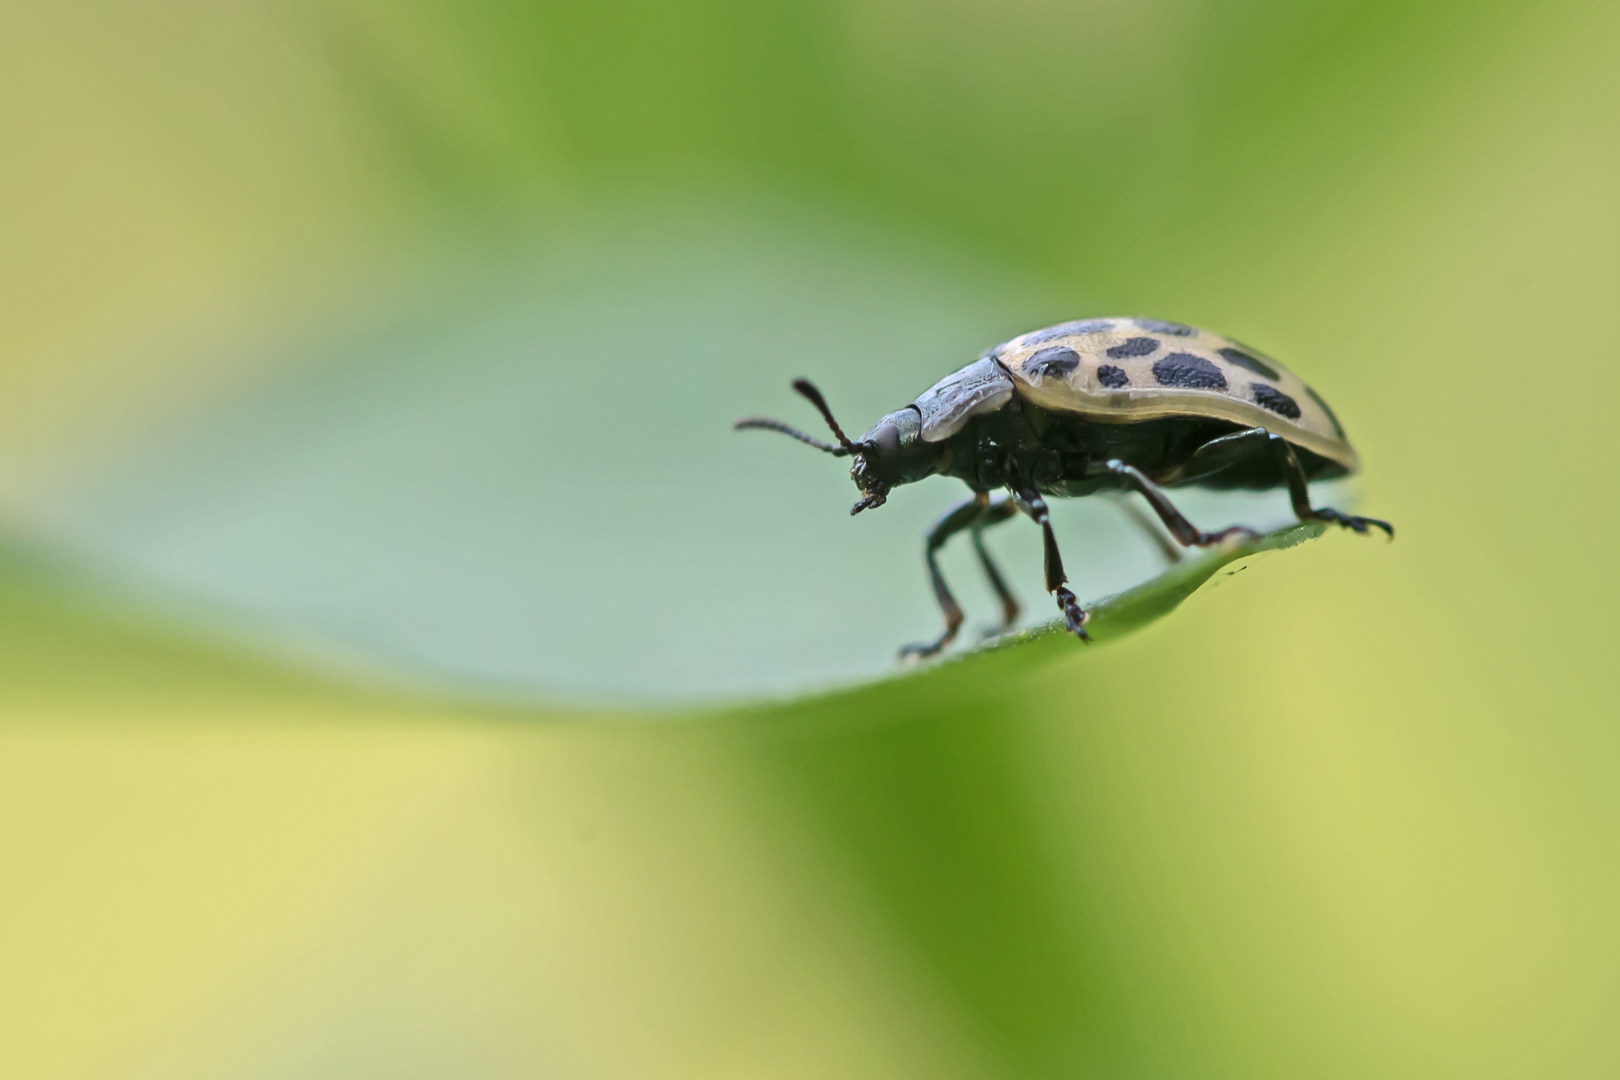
[971,494,1021,637]
[1169,425,1273,485]
[1101,459,1258,547]
[1176,427,1393,538]
[899,494,988,659]
[1116,497,1185,565]
[1267,434,1395,538]
[1012,487,1089,642]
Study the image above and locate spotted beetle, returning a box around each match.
[736,317,1392,657]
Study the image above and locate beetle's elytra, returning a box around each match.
[735,317,1393,657]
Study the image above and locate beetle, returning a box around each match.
[735,317,1392,657]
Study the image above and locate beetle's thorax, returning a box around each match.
[934,399,1078,492]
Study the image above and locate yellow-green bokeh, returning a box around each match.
[2,1,1617,1077]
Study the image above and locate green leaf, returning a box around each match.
[730,520,1329,711]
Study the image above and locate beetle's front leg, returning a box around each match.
[1012,487,1089,642]
[899,494,988,659]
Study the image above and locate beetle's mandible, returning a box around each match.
[735,317,1393,657]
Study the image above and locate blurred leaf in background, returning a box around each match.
[1,0,1617,1077]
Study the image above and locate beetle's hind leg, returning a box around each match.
[1101,459,1259,548]
[1013,487,1089,643]
[899,495,989,660]
[1268,436,1394,538]
[1177,428,1393,539]
[971,494,1021,638]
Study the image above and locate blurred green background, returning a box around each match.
[3,1,1618,1077]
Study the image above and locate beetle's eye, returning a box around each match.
[875,422,902,462]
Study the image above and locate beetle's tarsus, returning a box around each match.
[1056,586,1090,643]
[899,610,962,660]
[1195,524,1260,547]
[899,632,954,661]
[1312,507,1395,540]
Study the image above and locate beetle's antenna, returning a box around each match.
[732,378,866,458]
[732,416,851,456]
[790,379,862,455]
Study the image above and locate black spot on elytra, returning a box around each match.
[1024,346,1081,378]
[1136,318,1194,336]
[1152,352,1227,390]
[1251,383,1301,418]
[1021,319,1113,346]
[1218,346,1281,381]
[1304,384,1347,439]
[1096,364,1129,388]
[1106,336,1159,359]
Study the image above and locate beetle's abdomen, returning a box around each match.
[987,318,1358,472]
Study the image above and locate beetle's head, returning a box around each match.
[734,380,942,515]
[847,407,941,511]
